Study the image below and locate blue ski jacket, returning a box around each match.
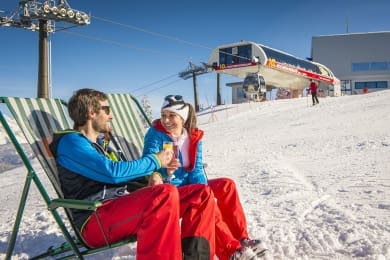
[54,131,160,184]
[49,130,161,229]
[143,120,207,186]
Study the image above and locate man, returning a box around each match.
[309,79,319,106]
[49,88,215,259]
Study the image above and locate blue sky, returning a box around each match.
[1,0,389,117]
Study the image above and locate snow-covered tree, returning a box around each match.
[141,95,153,123]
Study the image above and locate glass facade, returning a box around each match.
[341,80,352,95]
[352,61,390,72]
[355,81,388,89]
[218,44,323,74]
[352,62,370,71]
[260,45,321,74]
[219,44,252,65]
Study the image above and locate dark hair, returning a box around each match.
[68,88,107,129]
[184,103,197,133]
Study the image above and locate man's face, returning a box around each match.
[91,100,113,133]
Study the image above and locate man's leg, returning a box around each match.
[82,184,181,260]
[178,184,216,260]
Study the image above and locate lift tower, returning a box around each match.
[179,62,211,112]
[0,0,90,98]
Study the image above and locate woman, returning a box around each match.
[143,95,267,260]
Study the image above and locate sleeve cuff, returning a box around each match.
[152,154,162,168]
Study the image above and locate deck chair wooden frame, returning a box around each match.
[0,96,143,259]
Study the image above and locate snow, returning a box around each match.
[1,90,389,259]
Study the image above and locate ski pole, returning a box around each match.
[306,89,309,107]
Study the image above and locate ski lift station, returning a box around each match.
[208,41,340,103]
[209,33,390,103]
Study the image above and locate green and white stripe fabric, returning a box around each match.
[1,96,139,258]
[107,93,150,161]
[2,97,72,196]
[2,95,150,190]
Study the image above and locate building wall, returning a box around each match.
[311,32,390,94]
[226,82,244,104]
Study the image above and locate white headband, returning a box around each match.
[161,102,189,121]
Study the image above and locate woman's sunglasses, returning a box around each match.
[165,95,183,102]
[163,95,185,108]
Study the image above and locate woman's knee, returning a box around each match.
[210,177,236,192]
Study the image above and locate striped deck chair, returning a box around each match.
[106,93,151,161]
[0,97,135,260]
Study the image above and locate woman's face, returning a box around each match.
[160,110,184,135]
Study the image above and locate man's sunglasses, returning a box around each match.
[100,105,110,115]
[163,95,185,108]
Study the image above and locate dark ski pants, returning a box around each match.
[312,93,319,105]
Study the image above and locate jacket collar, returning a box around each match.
[152,119,203,140]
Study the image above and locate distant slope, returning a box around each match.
[0,114,31,173]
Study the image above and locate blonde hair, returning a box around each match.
[184,103,197,133]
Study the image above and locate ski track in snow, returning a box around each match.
[201,92,390,259]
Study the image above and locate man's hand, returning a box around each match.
[148,172,163,186]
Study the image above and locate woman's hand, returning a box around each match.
[167,158,180,175]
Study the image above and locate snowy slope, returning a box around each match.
[0,90,389,259]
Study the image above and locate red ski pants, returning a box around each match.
[209,178,249,260]
[82,183,215,260]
